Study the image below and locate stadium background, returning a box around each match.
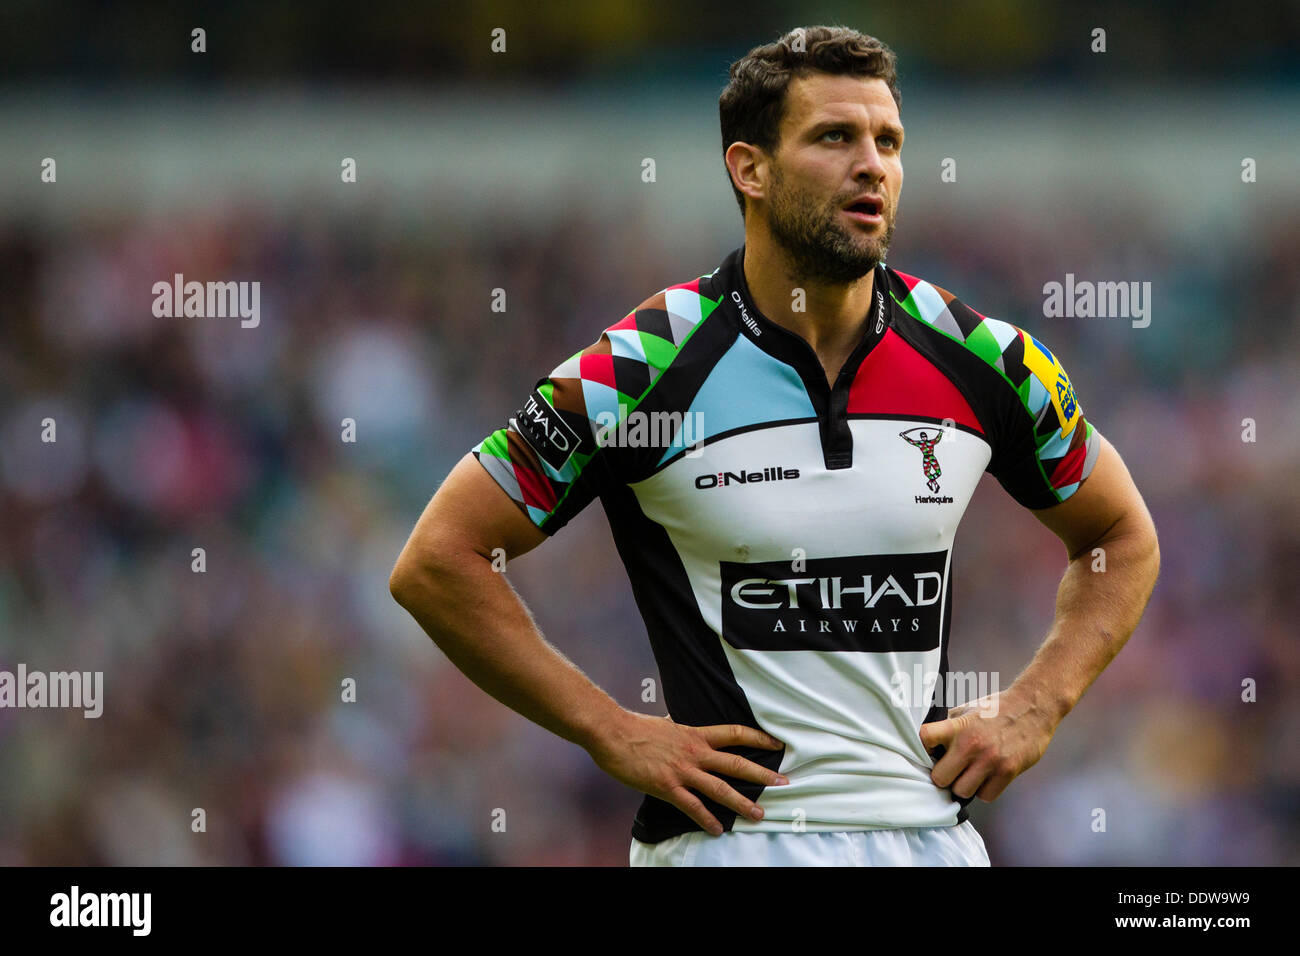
[1,1,1297,864]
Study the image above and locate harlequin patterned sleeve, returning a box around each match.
[885,268,1103,509]
[470,281,719,534]
[983,325,1102,508]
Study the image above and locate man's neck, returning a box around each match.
[742,238,878,385]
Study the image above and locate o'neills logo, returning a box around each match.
[720,552,946,652]
[695,466,799,489]
[731,290,762,337]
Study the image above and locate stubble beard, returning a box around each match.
[764,161,895,286]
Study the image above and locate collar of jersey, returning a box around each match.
[718,243,894,393]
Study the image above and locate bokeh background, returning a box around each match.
[1,1,1298,865]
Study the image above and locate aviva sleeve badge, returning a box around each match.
[1021,332,1080,437]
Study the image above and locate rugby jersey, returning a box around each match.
[472,244,1101,844]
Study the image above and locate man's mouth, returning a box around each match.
[843,195,884,224]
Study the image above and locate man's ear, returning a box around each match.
[725,141,767,209]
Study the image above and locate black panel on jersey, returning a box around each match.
[600,481,787,844]
[949,298,985,340]
[920,557,974,823]
[581,285,785,843]
[1000,330,1028,389]
[630,307,676,345]
[610,355,653,403]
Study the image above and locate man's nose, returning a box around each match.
[851,142,886,180]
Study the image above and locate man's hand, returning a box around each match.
[393,457,790,838]
[915,434,1159,807]
[588,712,789,836]
[918,685,1059,803]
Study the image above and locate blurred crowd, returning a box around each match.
[0,186,1296,865]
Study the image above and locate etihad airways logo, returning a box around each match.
[515,388,582,471]
[730,570,942,611]
[720,552,946,653]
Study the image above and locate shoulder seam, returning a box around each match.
[525,276,722,525]
[888,268,1095,505]
[577,277,725,427]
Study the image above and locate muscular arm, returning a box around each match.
[921,434,1160,801]
[389,453,787,833]
[388,453,621,751]
[1008,433,1161,727]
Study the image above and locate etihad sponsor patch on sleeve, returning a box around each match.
[513,386,582,472]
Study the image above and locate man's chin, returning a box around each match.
[856,237,893,272]
[833,226,890,269]
[768,213,890,282]
[836,241,888,276]
[815,255,881,284]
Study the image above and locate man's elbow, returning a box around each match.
[1146,525,1161,583]
[388,554,418,608]
[389,550,444,609]
[390,536,481,609]
[1130,512,1161,593]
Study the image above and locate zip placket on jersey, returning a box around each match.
[726,246,891,471]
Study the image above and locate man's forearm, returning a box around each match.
[1010,517,1160,728]
[390,554,627,753]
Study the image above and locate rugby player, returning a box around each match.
[390,25,1161,866]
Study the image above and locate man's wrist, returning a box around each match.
[570,697,633,757]
[1008,672,1075,732]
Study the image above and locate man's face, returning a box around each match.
[761,73,904,284]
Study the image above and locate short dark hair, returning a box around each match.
[719,26,901,217]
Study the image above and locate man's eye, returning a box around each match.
[822,129,846,142]
[878,136,898,149]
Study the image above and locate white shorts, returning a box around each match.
[629,821,990,867]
